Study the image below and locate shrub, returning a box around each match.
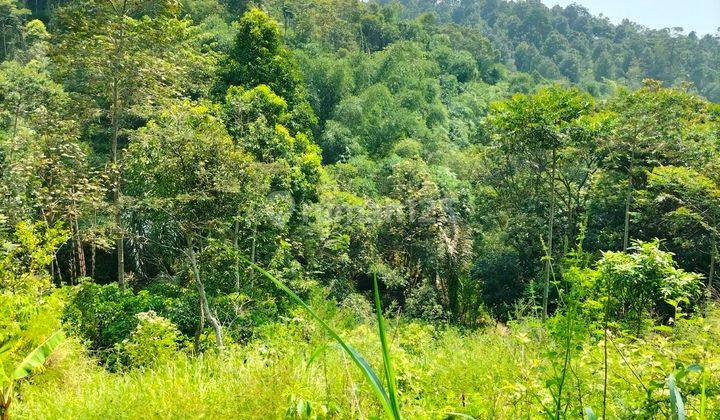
[471,247,525,319]
[114,311,181,369]
[404,279,447,323]
[340,293,374,324]
[591,240,702,329]
[62,282,170,356]
[0,221,68,369]
[0,221,69,419]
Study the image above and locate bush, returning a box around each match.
[114,311,181,369]
[0,221,68,373]
[471,247,525,319]
[340,293,374,324]
[62,282,170,356]
[404,279,447,323]
[582,240,703,330]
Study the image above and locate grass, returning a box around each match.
[11,304,720,419]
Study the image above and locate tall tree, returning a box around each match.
[0,41,106,282]
[124,100,254,347]
[488,85,596,318]
[0,0,29,61]
[52,0,216,289]
[605,81,715,252]
[217,7,316,133]
[643,166,720,290]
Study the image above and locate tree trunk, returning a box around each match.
[112,8,127,290]
[447,258,460,320]
[186,238,224,348]
[249,223,257,284]
[91,210,97,278]
[542,148,556,320]
[234,219,240,293]
[193,297,206,354]
[53,255,63,285]
[91,243,96,279]
[709,238,717,292]
[70,240,77,283]
[623,170,633,252]
[2,23,7,60]
[74,215,86,278]
[112,74,125,290]
[1,400,9,420]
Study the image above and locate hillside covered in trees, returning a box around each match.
[1,0,719,418]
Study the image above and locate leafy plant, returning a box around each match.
[1,331,65,420]
[595,240,702,330]
[62,282,169,359]
[284,395,339,419]
[113,311,181,370]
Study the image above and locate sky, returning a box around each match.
[541,0,720,36]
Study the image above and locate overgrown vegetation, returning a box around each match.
[0,0,719,418]
[11,301,720,418]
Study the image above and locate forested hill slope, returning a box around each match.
[386,0,720,101]
[1,0,718,322]
[257,0,720,101]
[2,0,720,418]
[11,0,720,101]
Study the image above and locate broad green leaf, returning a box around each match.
[13,331,65,380]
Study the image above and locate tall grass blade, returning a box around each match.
[373,273,401,419]
[240,256,395,418]
[667,373,685,420]
[306,344,330,369]
[700,370,707,420]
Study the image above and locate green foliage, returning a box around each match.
[224,84,289,136]
[593,240,703,329]
[395,0,720,101]
[114,311,181,370]
[0,220,67,419]
[0,221,67,292]
[218,7,315,129]
[373,274,401,419]
[641,166,720,283]
[484,85,601,315]
[242,256,401,419]
[123,99,253,239]
[285,395,339,419]
[10,330,65,381]
[63,282,169,357]
[2,1,720,418]
[0,0,30,62]
[52,0,218,150]
[404,279,448,323]
[12,304,720,418]
[0,222,68,375]
[1,330,64,419]
[0,58,106,237]
[667,373,685,420]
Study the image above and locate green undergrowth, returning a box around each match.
[13,302,720,419]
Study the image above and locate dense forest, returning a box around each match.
[1,0,719,418]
